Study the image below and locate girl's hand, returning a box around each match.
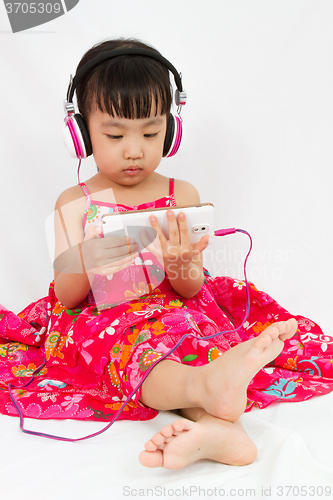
[81,225,139,276]
[140,210,209,269]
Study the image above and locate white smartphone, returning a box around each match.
[101,203,214,250]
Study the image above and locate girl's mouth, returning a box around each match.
[124,166,142,176]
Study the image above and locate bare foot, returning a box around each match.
[194,319,298,422]
[139,415,257,470]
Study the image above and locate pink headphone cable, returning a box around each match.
[77,158,82,184]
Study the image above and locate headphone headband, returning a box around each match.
[63,46,186,160]
[66,47,186,105]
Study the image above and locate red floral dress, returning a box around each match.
[1,179,333,422]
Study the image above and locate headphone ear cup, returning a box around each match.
[74,114,93,157]
[163,113,183,157]
[63,113,93,159]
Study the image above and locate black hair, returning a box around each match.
[75,38,172,122]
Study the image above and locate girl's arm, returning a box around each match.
[149,210,208,298]
[172,180,207,296]
[53,187,92,308]
[146,179,208,298]
[53,187,139,309]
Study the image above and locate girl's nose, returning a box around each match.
[124,139,144,160]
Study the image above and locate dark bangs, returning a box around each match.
[76,44,172,121]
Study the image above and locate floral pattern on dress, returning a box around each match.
[1,181,333,423]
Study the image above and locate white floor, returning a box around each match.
[1,391,333,500]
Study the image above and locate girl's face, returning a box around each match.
[87,106,167,186]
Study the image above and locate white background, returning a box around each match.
[0,0,332,334]
[1,3,333,498]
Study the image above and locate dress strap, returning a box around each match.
[79,182,92,213]
[169,178,175,197]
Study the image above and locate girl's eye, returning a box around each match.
[144,133,158,138]
[108,135,122,140]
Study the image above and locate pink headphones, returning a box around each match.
[63,48,187,159]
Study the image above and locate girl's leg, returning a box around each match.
[139,320,298,470]
[140,319,298,422]
[139,407,258,469]
[140,359,201,410]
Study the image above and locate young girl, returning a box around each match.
[1,38,333,470]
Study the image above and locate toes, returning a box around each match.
[160,423,177,439]
[263,321,291,340]
[261,319,298,343]
[150,431,167,448]
[147,423,180,450]
[255,323,286,353]
[256,327,278,348]
[286,318,298,333]
[172,418,194,433]
[272,321,286,335]
[144,439,159,452]
[269,321,287,338]
[144,420,190,454]
[139,450,163,468]
[258,330,276,346]
[279,318,298,340]
[140,419,193,469]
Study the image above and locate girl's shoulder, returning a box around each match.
[173,179,201,206]
[55,184,86,210]
[54,185,86,230]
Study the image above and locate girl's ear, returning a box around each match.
[163,113,183,157]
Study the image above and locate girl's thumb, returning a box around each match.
[84,224,103,240]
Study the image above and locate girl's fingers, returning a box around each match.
[192,235,210,255]
[140,229,161,256]
[173,212,200,262]
[176,212,191,246]
[149,215,168,246]
[94,253,139,276]
[140,229,165,267]
[106,251,139,266]
[83,224,103,241]
[102,236,138,261]
[139,227,151,249]
[165,210,180,246]
[103,235,137,251]
[148,210,208,263]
